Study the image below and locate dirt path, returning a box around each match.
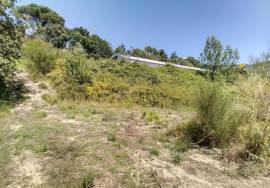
[7,73,86,187]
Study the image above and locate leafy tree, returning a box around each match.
[17,4,68,48]
[17,4,65,27]
[115,44,126,54]
[72,27,89,37]
[0,0,23,88]
[200,35,239,81]
[43,23,69,48]
[131,48,146,58]
[145,46,158,56]
[69,27,112,58]
[158,49,168,61]
[170,52,178,59]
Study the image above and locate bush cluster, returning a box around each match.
[23,39,58,75]
[30,40,204,107]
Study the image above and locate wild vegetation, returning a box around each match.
[0,0,270,187]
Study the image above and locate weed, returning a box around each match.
[37,144,48,153]
[81,172,95,188]
[107,131,116,142]
[172,151,182,164]
[149,148,159,156]
[142,110,162,125]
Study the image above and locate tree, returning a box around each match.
[170,52,178,59]
[43,23,69,48]
[186,57,201,67]
[17,4,65,27]
[145,46,158,56]
[115,44,126,54]
[17,4,68,48]
[131,48,146,58]
[200,35,239,81]
[0,0,23,88]
[158,49,168,61]
[69,27,112,59]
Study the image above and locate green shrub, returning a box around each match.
[142,110,162,125]
[241,124,270,161]
[107,131,116,142]
[81,172,95,188]
[172,152,182,164]
[185,82,249,148]
[23,38,58,75]
[64,43,92,84]
[149,148,159,156]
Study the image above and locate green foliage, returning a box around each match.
[43,23,69,48]
[81,172,95,188]
[0,0,23,91]
[185,82,249,148]
[17,4,65,26]
[17,4,68,48]
[172,152,182,164]
[114,44,126,54]
[251,52,270,79]
[49,52,204,106]
[107,131,116,142]
[142,110,162,124]
[64,43,91,84]
[149,148,159,156]
[69,27,112,58]
[200,35,239,81]
[23,38,58,75]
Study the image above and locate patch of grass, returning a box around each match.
[36,144,48,153]
[237,161,266,177]
[58,101,101,120]
[172,151,182,164]
[41,93,57,105]
[81,172,95,188]
[35,110,47,118]
[137,136,144,145]
[142,110,162,125]
[149,148,159,156]
[107,131,116,142]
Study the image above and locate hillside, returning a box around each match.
[0,73,269,187]
[1,1,270,187]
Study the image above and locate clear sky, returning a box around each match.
[18,0,270,63]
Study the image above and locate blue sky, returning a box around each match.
[18,0,270,63]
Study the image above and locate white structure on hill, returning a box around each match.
[112,53,206,72]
